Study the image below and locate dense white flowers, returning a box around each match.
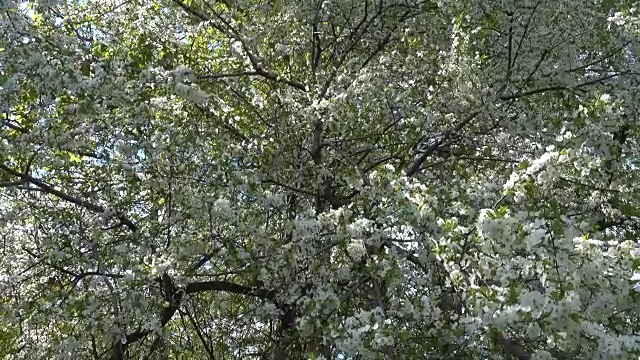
[1,0,640,358]
[174,82,209,105]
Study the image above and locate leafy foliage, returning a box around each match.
[1,0,640,359]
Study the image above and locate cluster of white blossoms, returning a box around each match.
[2,0,640,358]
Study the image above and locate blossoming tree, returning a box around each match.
[1,0,639,358]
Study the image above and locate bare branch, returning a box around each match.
[0,162,138,232]
[197,71,260,80]
[185,280,275,299]
[0,178,27,187]
[405,111,481,177]
[500,73,621,101]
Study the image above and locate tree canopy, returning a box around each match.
[1,0,640,358]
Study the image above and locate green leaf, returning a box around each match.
[518,161,530,171]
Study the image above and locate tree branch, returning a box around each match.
[171,0,306,91]
[185,280,275,300]
[500,73,620,101]
[197,71,260,80]
[405,111,481,177]
[0,162,138,232]
[497,335,531,360]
